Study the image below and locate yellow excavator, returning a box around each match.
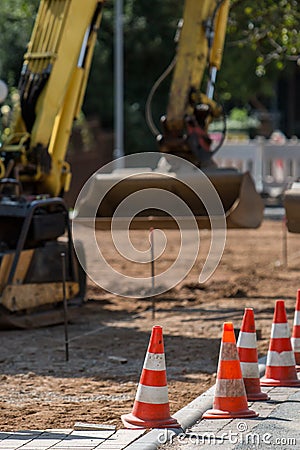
[0,0,263,328]
[89,0,264,229]
[0,0,103,328]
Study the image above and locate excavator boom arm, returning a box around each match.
[166,0,230,131]
[2,0,103,196]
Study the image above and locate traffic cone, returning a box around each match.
[237,308,269,401]
[121,325,180,429]
[203,322,258,419]
[291,290,300,371]
[261,300,300,387]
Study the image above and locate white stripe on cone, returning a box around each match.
[135,384,169,404]
[143,352,166,371]
[266,350,296,367]
[291,337,300,352]
[293,311,300,325]
[215,378,246,397]
[240,361,260,378]
[237,332,257,348]
[271,323,290,338]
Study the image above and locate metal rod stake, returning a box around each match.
[61,252,69,362]
[282,216,288,268]
[150,228,156,320]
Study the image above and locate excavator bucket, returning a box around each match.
[283,183,300,233]
[78,154,264,230]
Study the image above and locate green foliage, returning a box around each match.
[122,0,182,152]
[0,0,39,85]
[85,0,182,152]
[84,2,114,128]
[229,0,300,70]
[218,0,299,128]
[227,107,260,129]
[209,107,260,134]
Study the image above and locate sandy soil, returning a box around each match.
[0,219,300,431]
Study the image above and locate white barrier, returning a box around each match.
[215,138,300,197]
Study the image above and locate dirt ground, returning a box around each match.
[1,218,300,431]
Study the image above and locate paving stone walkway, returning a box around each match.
[160,386,300,449]
[2,378,300,449]
[0,428,146,450]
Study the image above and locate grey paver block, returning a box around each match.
[74,423,116,432]
[19,430,72,449]
[0,433,12,441]
[94,429,146,449]
[50,448,98,450]
[50,430,115,448]
[0,431,43,449]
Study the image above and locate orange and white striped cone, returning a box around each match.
[121,325,180,429]
[261,299,300,387]
[237,308,269,401]
[291,290,300,371]
[203,322,258,419]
